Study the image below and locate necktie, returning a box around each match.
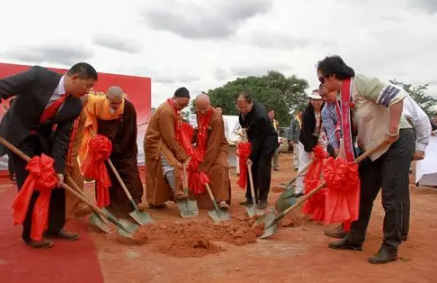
[40,94,68,123]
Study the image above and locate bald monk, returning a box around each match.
[193,94,231,209]
[80,86,146,215]
[144,87,191,208]
[65,93,89,218]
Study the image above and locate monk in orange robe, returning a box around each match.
[80,86,145,215]
[65,94,89,218]
[192,94,231,209]
[144,87,191,208]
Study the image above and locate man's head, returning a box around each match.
[215,106,223,115]
[106,86,124,111]
[64,62,98,98]
[235,91,253,116]
[319,83,337,103]
[267,109,275,120]
[317,55,355,93]
[172,87,190,111]
[194,93,212,115]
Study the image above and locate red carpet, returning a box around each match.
[0,184,104,283]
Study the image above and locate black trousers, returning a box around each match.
[347,129,415,250]
[245,137,279,202]
[7,153,15,175]
[9,135,66,242]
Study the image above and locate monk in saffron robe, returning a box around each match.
[80,86,145,215]
[144,87,191,208]
[192,94,231,209]
[65,93,89,218]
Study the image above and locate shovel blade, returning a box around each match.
[245,204,257,217]
[89,213,111,233]
[177,199,199,219]
[275,189,297,212]
[118,228,135,239]
[208,209,231,223]
[118,218,140,235]
[129,210,154,226]
[258,224,278,239]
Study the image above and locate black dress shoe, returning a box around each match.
[368,246,398,264]
[324,225,347,239]
[25,239,55,249]
[257,200,268,210]
[46,229,80,241]
[239,199,253,206]
[328,237,362,251]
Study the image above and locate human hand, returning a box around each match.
[246,159,253,167]
[385,130,400,145]
[413,150,425,160]
[333,148,339,157]
[310,152,315,160]
[57,174,64,187]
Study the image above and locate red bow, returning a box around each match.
[323,157,360,229]
[301,145,328,221]
[236,142,251,189]
[81,135,112,208]
[12,154,58,241]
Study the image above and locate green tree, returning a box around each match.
[390,80,437,117]
[195,71,309,126]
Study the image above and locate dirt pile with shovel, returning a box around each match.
[131,216,264,257]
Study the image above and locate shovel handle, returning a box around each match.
[247,164,257,204]
[89,129,139,211]
[0,135,126,231]
[205,183,221,212]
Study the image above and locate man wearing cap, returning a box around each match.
[145,87,191,208]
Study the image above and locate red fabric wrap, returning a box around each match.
[301,145,328,221]
[187,109,214,194]
[81,135,112,208]
[12,154,58,241]
[323,157,360,230]
[183,122,194,143]
[236,142,251,189]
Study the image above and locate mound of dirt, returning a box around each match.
[131,217,259,257]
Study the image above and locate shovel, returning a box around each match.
[105,159,154,225]
[0,136,138,239]
[275,161,312,212]
[65,175,111,234]
[205,183,231,223]
[256,141,386,239]
[245,164,257,217]
[89,130,153,225]
[177,162,199,218]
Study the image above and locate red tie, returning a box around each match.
[40,94,68,123]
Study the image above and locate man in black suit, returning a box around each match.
[237,91,279,209]
[0,62,98,249]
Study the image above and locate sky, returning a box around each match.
[1,0,436,107]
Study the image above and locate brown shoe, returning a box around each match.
[25,238,55,249]
[46,229,80,241]
[324,225,347,239]
[328,237,362,251]
[148,203,167,209]
[218,201,230,210]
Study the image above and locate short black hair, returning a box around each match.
[235,91,253,103]
[267,108,274,113]
[67,62,98,81]
[317,55,355,80]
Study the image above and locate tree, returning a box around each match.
[390,80,437,117]
[196,71,309,126]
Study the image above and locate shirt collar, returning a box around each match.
[55,75,66,96]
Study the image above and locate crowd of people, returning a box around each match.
[0,55,434,266]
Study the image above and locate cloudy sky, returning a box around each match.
[1,0,436,107]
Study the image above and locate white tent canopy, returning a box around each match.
[415,135,437,187]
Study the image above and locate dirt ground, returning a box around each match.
[2,154,436,283]
[87,154,437,283]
